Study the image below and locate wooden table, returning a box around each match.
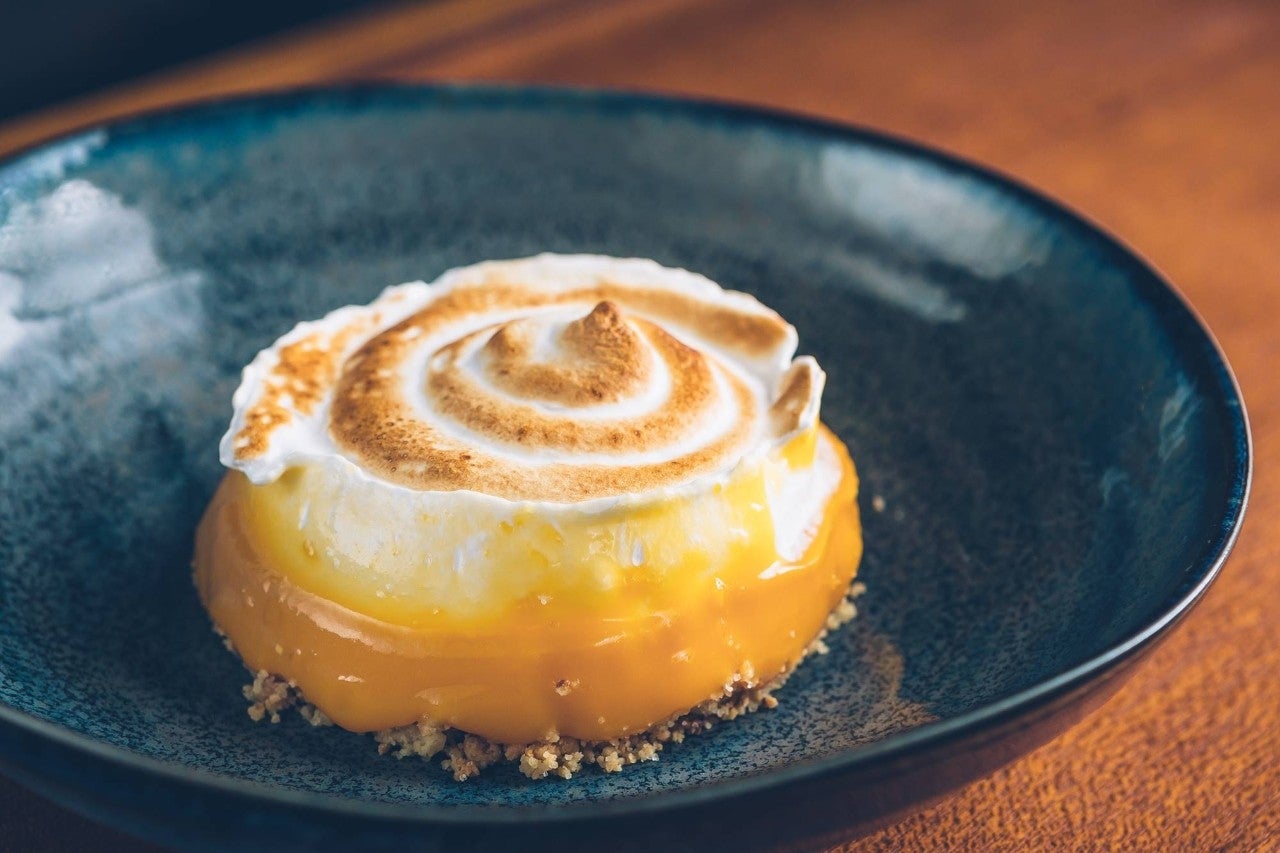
[1,0,1275,849]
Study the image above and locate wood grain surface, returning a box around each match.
[1,0,1274,849]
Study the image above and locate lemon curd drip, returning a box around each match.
[194,424,861,745]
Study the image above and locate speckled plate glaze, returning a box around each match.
[0,86,1250,851]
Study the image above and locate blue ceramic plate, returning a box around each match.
[0,86,1250,850]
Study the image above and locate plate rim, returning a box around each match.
[0,81,1253,825]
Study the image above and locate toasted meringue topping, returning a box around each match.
[224,255,825,502]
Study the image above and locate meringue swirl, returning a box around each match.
[225,254,823,502]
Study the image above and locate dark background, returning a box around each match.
[0,0,387,123]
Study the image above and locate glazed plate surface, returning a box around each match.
[0,86,1248,850]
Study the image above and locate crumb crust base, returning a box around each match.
[235,583,864,782]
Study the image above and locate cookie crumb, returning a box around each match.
[299,704,333,727]
[242,670,298,724]
[443,734,503,781]
[374,719,448,760]
[213,625,236,654]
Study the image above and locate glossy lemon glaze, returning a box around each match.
[193,426,861,744]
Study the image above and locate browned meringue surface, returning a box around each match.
[227,254,822,501]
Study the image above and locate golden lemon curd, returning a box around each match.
[194,424,861,745]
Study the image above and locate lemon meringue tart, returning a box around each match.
[194,254,863,780]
